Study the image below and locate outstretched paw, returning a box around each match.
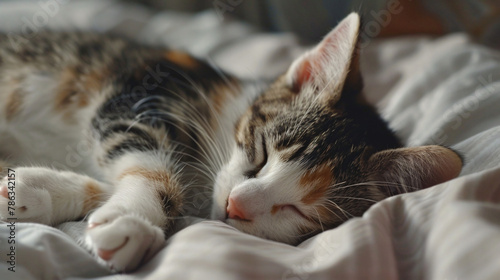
[85,213,166,272]
[0,171,53,224]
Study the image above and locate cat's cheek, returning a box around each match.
[226,215,301,245]
[211,147,251,221]
[209,196,226,221]
[210,170,244,221]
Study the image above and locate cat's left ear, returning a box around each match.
[286,13,361,103]
[367,145,463,195]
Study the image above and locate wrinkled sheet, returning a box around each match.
[1,1,500,279]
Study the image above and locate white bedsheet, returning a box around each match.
[1,1,500,279]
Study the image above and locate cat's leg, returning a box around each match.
[0,156,171,272]
[0,164,110,225]
[84,150,185,272]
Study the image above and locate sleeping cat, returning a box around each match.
[0,13,462,272]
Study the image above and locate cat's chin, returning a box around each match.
[210,204,227,222]
[222,216,303,245]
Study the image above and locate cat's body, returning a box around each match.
[0,14,462,272]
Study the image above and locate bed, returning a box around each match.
[1,1,500,279]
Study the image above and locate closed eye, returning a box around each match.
[244,137,268,178]
[281,204,309,220]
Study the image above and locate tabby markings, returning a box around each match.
[300,164,332,204]
[234,110,252,146]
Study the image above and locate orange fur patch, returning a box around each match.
[271,205,281,215]
[55,67,107,120]
[165,51,199,69]
[117,167,176,209]
[5,88,23,120]
[118,167,171,185]
[55,68,79,111]
[211,86,227,114]
[82,68,107,94]
[82,181,102,214]
[300,165,332,204]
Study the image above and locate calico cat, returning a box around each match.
[0,13,462,272]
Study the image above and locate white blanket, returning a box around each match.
[1,1,500,279]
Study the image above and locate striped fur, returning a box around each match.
[0,13,462,272]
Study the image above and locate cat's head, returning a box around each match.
[211,13,462,244]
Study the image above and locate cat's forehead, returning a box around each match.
[267,108,327,144]
[248,83,336,131]
[261,99,340,144]
[237,87,341,137]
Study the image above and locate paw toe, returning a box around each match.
[0,185,8,198]
[97,237,129,261]
[85,214,165,272]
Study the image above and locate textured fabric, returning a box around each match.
[0,1,500,279]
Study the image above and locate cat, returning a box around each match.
[0,13,462,272]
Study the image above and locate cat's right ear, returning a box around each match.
[285,13,361,103]
[367,145,463,195]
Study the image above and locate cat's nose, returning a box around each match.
[226,197,251,221]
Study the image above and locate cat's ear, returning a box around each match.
[286,13,361,103]
[368,145,463,195]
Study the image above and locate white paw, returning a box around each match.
[0,171,53,224]
[85,211,166,272]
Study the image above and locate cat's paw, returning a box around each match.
[85,212,166,272]
[0,171,53,224]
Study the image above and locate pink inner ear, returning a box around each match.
[288,13,360,93]
[292,21,350,92]
[292,60,312,92]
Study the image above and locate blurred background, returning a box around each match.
[0,0,499,47]
[0,0,498,81]
[121,0,500,47]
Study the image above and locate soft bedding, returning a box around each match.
[1,1,500,279]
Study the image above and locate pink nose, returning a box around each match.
[226,197,250,221]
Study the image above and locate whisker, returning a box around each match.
[316,204,344,223]
[313,208,324,232]
[132,111,219,172]
[326,181,417,193]
[329,196,378,203]
[156,66,237,167]
[323,200,353,220]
